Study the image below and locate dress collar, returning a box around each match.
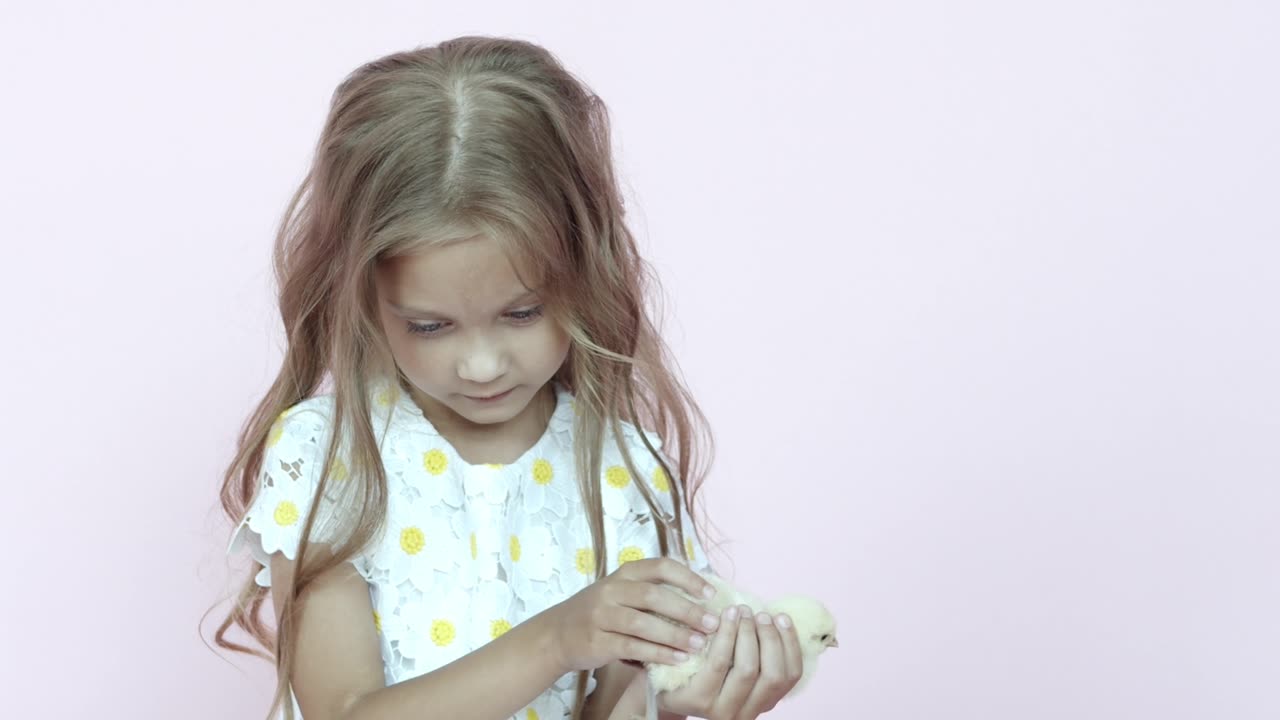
[373,377,576,447]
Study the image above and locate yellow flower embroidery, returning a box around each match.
[329,457,349,482]
[423,449,448,476]
[470,532,478,560]
[685,537,696,562]
[374,387,397,407]
[605,465,631,489]
[430,619,456,647]
[526,709,540,720]
[491,619,512,639]
[575,548,595,575]
[266,415,287,448]
[486,463,505,470]
[509,535,522,562]
[372,610,382,633]
[532,459,554,485]
[618,546,645,565]
[273,500,299,527]
[651,466,671,493]
[400,527,425,555]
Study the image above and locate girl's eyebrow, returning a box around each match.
[390,289,539,318]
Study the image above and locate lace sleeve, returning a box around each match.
[618,426,714,575]
[226,403,365,586]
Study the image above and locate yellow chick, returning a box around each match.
[763,592,840,695]
[644,573,838,712]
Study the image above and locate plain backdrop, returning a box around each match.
[2,1,1276,718]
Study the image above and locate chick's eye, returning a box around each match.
[819,634,831,641]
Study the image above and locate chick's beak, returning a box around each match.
[825,636,839,649]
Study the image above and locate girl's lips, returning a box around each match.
[467,387,514,402]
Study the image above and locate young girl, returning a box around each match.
[216,35,808,720]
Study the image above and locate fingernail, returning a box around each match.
[690,633,706,649]
[724,606,739,621]
[756,612,772,625]
[776,614,792,629]
[674,650,689,662]
[702,613,719,630]
[703,585,716,600]
[741,606,755,621]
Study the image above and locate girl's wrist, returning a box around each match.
[606,669,650,720]
[526,603,572,676]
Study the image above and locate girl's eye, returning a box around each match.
[406,321,446,337]
[405,306,542,338]
[508,305,544,323]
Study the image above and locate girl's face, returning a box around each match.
[374,235,571,431]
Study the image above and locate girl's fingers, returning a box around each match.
[754,611,785,685]
[688,605,740,693]
[712,605,758,718]
[617,557,716,603]
[618,579,721,636]
[609,632,691,666]
[741,611,787,715]
[776,613,804,682]
[605,604,706,655]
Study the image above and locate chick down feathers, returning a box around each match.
[647,573,838,698]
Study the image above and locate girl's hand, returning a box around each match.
[543,557,721,674]
[658,604,804,720]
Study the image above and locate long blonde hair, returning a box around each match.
[213,36,715,720]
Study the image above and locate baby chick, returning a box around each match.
[647,573,838,698]
[762,592,840,695]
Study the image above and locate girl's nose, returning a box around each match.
[456,339,506,384]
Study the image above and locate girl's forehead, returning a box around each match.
[377,236,542,306]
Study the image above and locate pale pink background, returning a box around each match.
[3,2,1277,718]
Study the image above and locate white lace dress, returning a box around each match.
[228,379,712,719]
